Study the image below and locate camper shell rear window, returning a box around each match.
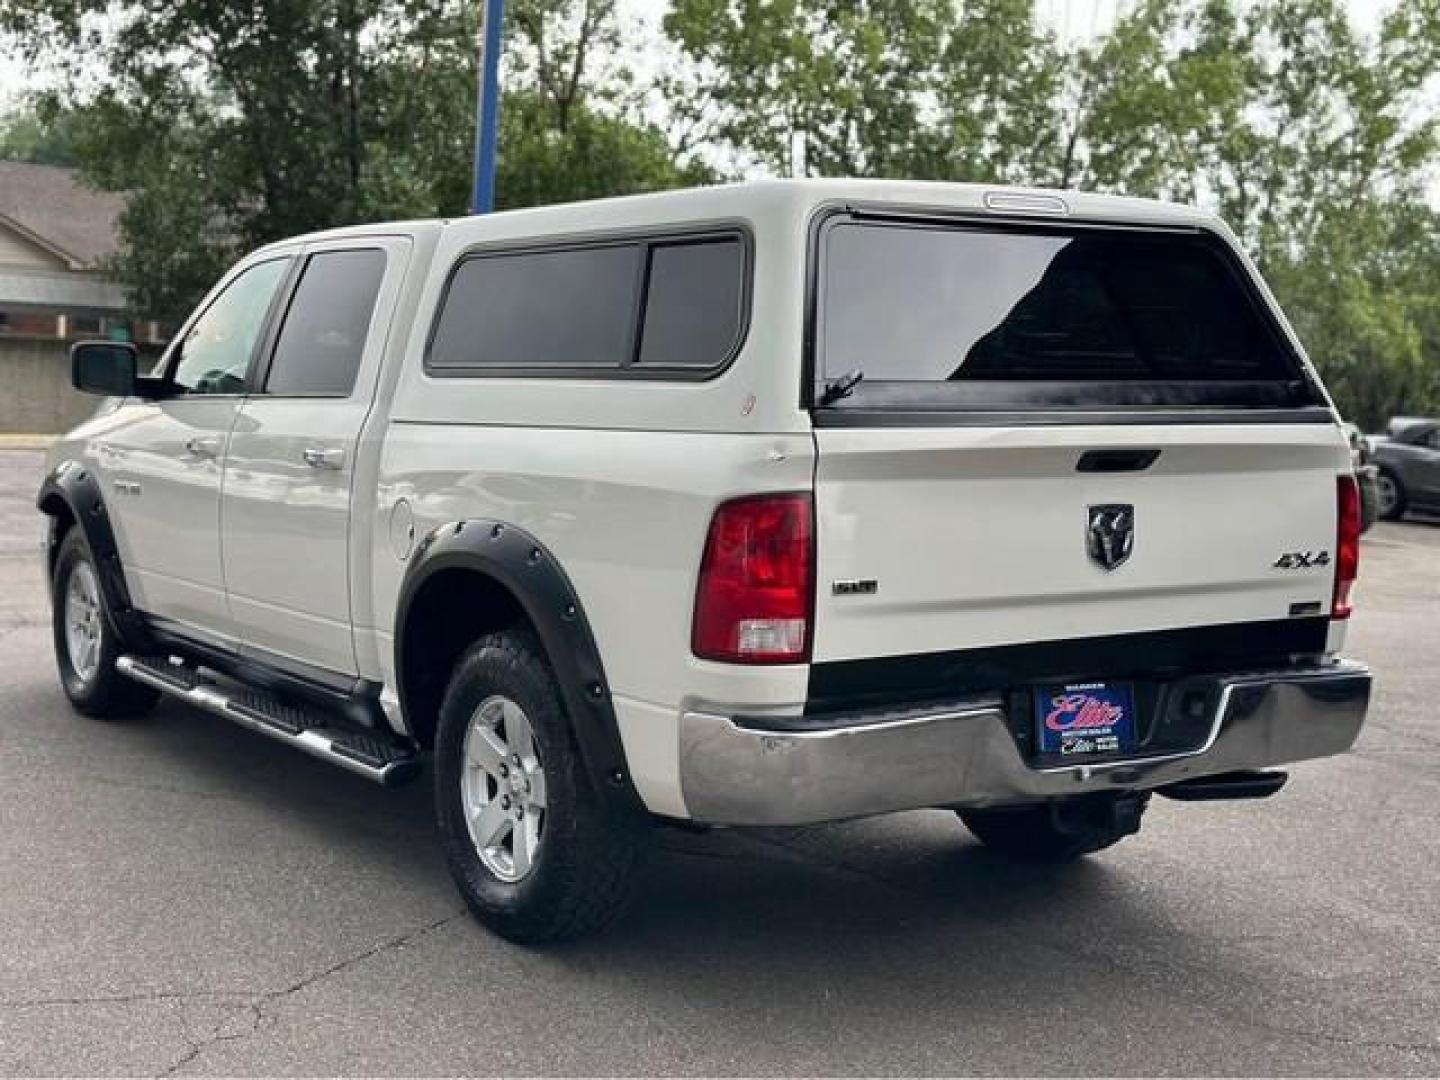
[812,212,1326,422]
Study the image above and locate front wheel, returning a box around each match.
[958,792,1149,862]
[50,528,159,719]
[434,629,648,943]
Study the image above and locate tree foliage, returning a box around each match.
[0,102,83,165]
[663,0,1064,180]
[1051,0,1440,428]
[0,0,1437,425]
[664,0,1440,428]
[0,0,703,322]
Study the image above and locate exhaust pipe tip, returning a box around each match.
[1157,769,1289,802]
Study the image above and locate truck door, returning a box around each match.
[220,237,410,677]
[99,255,293,647]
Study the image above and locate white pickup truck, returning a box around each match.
[39,180,1371,942]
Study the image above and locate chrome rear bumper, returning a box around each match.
[678,661,1371,826]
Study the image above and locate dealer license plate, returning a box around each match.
[1034,681,1137,759]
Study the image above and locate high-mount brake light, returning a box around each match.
[692,493,814,664]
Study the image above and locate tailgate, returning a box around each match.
[811,423,1346,665]
[807,209,1349,684]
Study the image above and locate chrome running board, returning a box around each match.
[116,654,421,787]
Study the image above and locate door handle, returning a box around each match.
[1076,448,1162,473]
[302,446,346,470]
[184,435,221,458]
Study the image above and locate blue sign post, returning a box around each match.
[470,0,507,214]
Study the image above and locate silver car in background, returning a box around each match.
[1368,417,1440,520]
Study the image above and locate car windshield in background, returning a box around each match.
[817,219,1318,414]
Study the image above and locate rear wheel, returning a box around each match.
[1376,468,1407,520]
[958,792,1149,862]
[434,629,648,943]
[51,529,159,719]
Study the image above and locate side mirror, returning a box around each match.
[71,341,139,397]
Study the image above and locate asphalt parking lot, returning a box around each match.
[1,447,1437,1077]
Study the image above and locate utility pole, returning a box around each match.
[470,0,506,214]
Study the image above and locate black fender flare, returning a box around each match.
[35,460,152,650]
[395,519,645,818]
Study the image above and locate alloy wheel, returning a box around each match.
[64,559,103,684]
[460,694,548,882]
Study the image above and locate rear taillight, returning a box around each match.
[1333,474,1361,620]
[692,493,814,664]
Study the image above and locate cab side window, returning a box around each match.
[264,249,387,397]
[426,231,748,377]
[636,239,744,369]
[170,258,290,395]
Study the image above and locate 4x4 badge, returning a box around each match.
[1087,504,1135,571]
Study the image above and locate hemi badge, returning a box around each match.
[832,579,878,596]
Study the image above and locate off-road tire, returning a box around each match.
[50,528,159,719]
[434,628,649,943]
[958,792,1149,862]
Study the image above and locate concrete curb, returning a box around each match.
[0,435,57,450]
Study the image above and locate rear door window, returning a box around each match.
[265,248,387,397]
[817,218,1320,415]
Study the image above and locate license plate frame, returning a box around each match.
[1033,681,1137,761]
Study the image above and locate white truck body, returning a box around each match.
[40,180,1372,940]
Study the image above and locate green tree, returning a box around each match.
[1066,0,1439,253]
[663,0,1440,426]
[1062,0,1440,425]
[1266,202,1440,430]
[357,0,706,219]
[498,0,712,205]
[0,102,83,165]
[0,0,704,323]
[663,0,1062,179]
[497,92,711,209]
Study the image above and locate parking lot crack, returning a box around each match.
[160,1001,264,1078]
[155,911,466,1076]
[0,990,268,1078]
[265,910,466,1003]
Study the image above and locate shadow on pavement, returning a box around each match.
[79,686,1141,956]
